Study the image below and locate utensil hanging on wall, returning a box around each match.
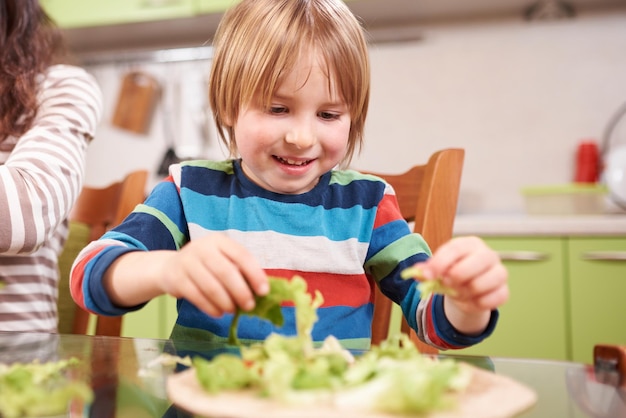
[111,71,160,134]
[157,78,182,176]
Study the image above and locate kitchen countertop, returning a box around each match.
[453,212,626,237]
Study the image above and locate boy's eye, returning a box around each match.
[319,111,340,121]
[269,106,288,115]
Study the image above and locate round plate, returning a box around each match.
[166,364,537,418]
[603,145,626,209]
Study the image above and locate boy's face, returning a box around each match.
[232,49,351,194]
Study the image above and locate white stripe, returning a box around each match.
[0,301,55,314]
[0,332,59,347]
[3,177,26,251]
[0,318,56,332]
[1,283,57,297]
[188,225,368,274]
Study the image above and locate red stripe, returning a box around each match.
[373,193,402,229]
[423,298,463,350]
[70,247,107,311]
[264,269,373,308]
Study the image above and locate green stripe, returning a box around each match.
[181,159,234,174]
[365,234,431,282]
[329,169,383,186]
[336,338,371,351]
[134,204,186,250]
[170,323,227,343]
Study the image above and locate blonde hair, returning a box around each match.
[209,0,370,167]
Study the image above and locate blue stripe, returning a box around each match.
[431,296,500,347]
[179,160,387,212]
[103,180,189,251]
[104,212,181,251]
[83,246,144,315]
[182,191,376,242]
[367,219,412,259]
[400,283,421,332]
[176,301,373,342]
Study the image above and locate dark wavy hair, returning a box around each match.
[0,0,66,141]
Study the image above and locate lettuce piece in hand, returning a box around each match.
[228,275,323,346]
[400,266,458,299]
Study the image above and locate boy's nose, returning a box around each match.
[284,121,316,149]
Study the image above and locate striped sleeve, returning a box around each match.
[0,65,102,332]
[365,178,497,350]
[70,176,187,315]
[0,65,103,254]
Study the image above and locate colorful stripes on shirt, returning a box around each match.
[71,159,496,349]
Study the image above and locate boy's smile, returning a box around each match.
[233,47,351,195]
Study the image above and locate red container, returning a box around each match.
[574,140,600,183]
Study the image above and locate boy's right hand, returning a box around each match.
[158,233,269,317]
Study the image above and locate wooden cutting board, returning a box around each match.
[111,71,160,134]
[166,363,537,418]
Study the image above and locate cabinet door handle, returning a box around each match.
[581,251,626,261]
[497,251,550,261]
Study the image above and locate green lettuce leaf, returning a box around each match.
[193,274,470,416]
[400,266,458,299]
[192,354,256,393]
[0,358,93,418]
[228,275,322,346]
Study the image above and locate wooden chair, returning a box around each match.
[57,170,149,337]
[364,148,465,354]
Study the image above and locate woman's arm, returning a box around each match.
[0,65,102,254]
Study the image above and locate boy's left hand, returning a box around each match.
[413,236,509,334]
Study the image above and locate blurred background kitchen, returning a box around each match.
[41,0,626,215]
[40,0,626,363]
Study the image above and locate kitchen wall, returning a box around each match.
[82,9,626,214]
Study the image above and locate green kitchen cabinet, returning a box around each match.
[42,0,359,28]
[117,235,626,361]
[453,237,570,361]
[122,295,178,340]
[195,0,240,14]
[196,0,357,13]
[40,0,195,29]
[568,237,626,364]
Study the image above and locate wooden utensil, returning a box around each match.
[111,71,160,134]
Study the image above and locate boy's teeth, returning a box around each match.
[279,157,308,166]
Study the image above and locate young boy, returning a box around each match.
[70,0,508,350]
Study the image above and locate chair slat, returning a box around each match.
[58,170,148,337]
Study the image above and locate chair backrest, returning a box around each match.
[365,148,465,354]
[57,170,148,337]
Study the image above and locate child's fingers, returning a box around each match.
[452,263,508,301]
[173,271,224,317]
[219,238,269,297]
[470,281,510,311]
[420,237,475,278]
[431,237,500,287]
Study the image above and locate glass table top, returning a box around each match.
[0,332,622,418]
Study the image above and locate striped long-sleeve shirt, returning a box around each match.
[71,160,497,350]
[0,65,103,332]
